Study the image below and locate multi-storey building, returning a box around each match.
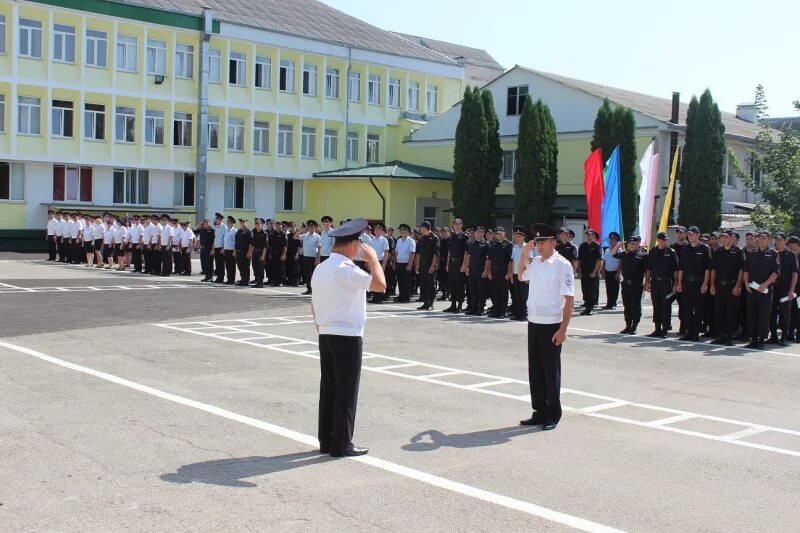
[0,0,473,233]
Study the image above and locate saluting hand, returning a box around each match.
[523,240,536,255]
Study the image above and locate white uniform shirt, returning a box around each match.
[151,223,163,244]
[68,220,78,239]
[213,223,227,248]
[103,226,114,245]
[128,223,143,244]
[93,222,104,240]
[223,226,236,250]
[369,235,390,260]
[180,228,195,247]
[47,217,56,235]
[83,224,95,241]
[54,218,65,237]
[301,232,322,257]
[172,227,184,250]
[114,225,127,244]
[160,224,173,246]
[311,252,373,337]
[143,223,153,245]
[395,236,416,263]
[521,251,575,324]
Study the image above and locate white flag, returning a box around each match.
[637,141,660,245]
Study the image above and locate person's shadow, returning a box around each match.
[402,426,540,452]
[160,451,328,487]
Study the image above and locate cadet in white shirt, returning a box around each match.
[103,221,115,269]
[212,213,227,283]
[222,215,237,284]
[82,220,96,266]
[150,216,164,275]
[54,213,66,262]
[298,220,322,294]
[114,219,127,271]
[368,223,390,303]
[518,223,574,431]
[172,219,184,274]
[68,214,80,264]
[92,217,104,267]
[159,215,174,276]
[179,221,195,275]
[128,215,144,272]
[311,218,386,457]
[142,216,154,274]
[393,224,416,303]
[46,210,58,261]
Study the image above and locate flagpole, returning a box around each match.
[658,147,681,233]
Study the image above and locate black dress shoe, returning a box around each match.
[620,327,631,334]
[724,338,734,346]
[743,341,760,349]
[777,338,787,347]
[542,422,558,431]
[520,416,544,426]
[416,304,430,311]
[254,283,264,288]
[646,330,662,338]
[710,338,726,345]
[330,445,369,457]
[766,336,780,345]
[443,305,456,313]
[319,445,330,454]
[679,334,694,341]
[302,290,312,295]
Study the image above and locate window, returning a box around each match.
[388,78,400,108]
[407,81,419,111]
[301,126,316,158]
[501,150,517,182]
[348,72,360,102]
[278,124,293,156]
[144,109,164,145]
[367,74,381,105]
[302,63,317,96]
[0,163,24,201]
[279,59,295,92]
[426,85,438,113]
[255,55,271,89]
[325,68,339,99]
[52,23,75,63]
[146,39,166,76]
[113,168,149,205]
[51,100,74,137]
[207,115,219,149]
[0,94,5,133]
[507,85,528,116]
[116,34,137,72]
[174,172,194,206]
[227,117,244,151]
[115,106,136,142]
[749,156,763,188]
[276,179,304,211]
[224,176,254,210]
[253,121,269,153]
[19,18,42,58]
[83,103,105,140]
[85,29,107,68]
[0,16,6,54]
[346,131,359,162]
[53,165,92,202]
[229,51,245,85]
[175,44,194,79]
[724,152,735,188]
[366,134,379,163]
[208,48,221,83]
[323,128,338,160]
[173,112,192,147]
[423,206,437,227]
[17,96,41,135]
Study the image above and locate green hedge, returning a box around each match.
[0,230,48,252]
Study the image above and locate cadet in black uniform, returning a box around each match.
[615,236,647,335]
[250,218,268,288]
[735,232,757,341]
[556,228,578,272]
[195,219,214,281]
[768,233,798,346]
[285,222,301,286]
[743,230,780,349]
[788,236,800,342]
[708,230,744,346]
[437,227,450,301]
[414,221,440,310]
[676,226,711,341]
[465,226,489,315]
[670,226,689,335]
[487,227,513,318]
[444,219,469,313]
[577,229,602,315]
[234,218,253,286]
[268,221,288,287]
[645,232,678,338]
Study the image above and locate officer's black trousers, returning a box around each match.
[605,271,619,307]
[302,256,316,292]
[528,322,562,425]
[224,250,236,282]
[172,250,182,274]
[161,247,172,276]
[511,275,529,319]
[682,281,705,335]
[747,288,772,341]
[621,281,643,326]
[467,271,484,312]
[236,252,250,283]
[214,247,225,280]
[285,256,299,285]
[200,247,212,277]
[132,246,142,272]
[448,259,466,304]
[650,279,672,330]
[252,251,265,285]
[437,262,448,296]
[738,291,748,336]
[318,334,362,455]
[580,276,599,309]
[419,262,435,304]
[385,265,396,296]
[47,236,57,260]
[714,283,739,336]
[271,255,286,286]
[491,268,509,315]
[770,287,791,337]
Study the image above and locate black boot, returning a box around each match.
[766,333,780,345]
[778,334,787,347]
[629,322,638,335]
[620,323,631,334]
[646,327,662,338]
[443,303,456,313]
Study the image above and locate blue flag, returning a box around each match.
[600,146,623,248]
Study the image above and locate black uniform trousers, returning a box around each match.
[419,262,436,304]
[47,235,57,260]
[747,288,772,341]
[770,286,791,338]
[143,245,151,273]
[714,282,739,336]
[224,249,236,282]
[56,237,66,262]
[682,279,705,335]
[200,247,212,277]
[528,322,562,425]
[285,256,299,286]
[448,259,466,305]
[650,278,673,330]
[270,255,286,286]
[130,245,142,272]
[213,247,225,280]
[396,263,411,301]
[318,334,362,455]
[491,268,509,315]
[386,264,397,296]
[236,250,250,283]
[252,250,265,285]
[302,256,316,292]
[738,291,749,336]
[161,246,173,276]
[467,271,484,312]
[179,247,191,274]
[621,281,643,327]
[580,275,599,310]
[605,271,619,307]
[437,263,448,297]
[511,275,529,319]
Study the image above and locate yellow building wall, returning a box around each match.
[0,202,27,229]
[386,179,452,225]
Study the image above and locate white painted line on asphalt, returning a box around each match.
[0,339,624,533]
[646,413,696,427]
[578,401,629,413]
[467,379,515,389]
[719,427,770,441]
[419,370,463,379]
[369,363,420,371]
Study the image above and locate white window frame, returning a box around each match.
[366,133,379,164]
[302,63,317,96]
[51,99,74,138]
[275,179,304,212]
[724,152,735,188]
[18,18,42,59]
[174,172,195,207]
[224,175,254,210]
[83,103,105,141]
[144,109,165,145]
[325,67,339,99]
[388,78,401,108]
[85,29,107,68]
[208,48,221,83]
[278,124,294,156]
[173,112,192,147]
[346,131,359,162]
[301,126,316,159]
[227,117,245,151]
[207,115,219,149]
[146,39,166,76]
[323,128,338,160]
[407,81,420,111]
[229,51,246,86]
[348,72,361,102]
[501,150,517,182]
[0,162,24,201]
[253,121,270,154]
[0,94,5,133]
[115,106,136,143]
[175,43,194,79]
[55,165,92,203]
[367,74,381,105]
[52,23,75,63]
[17,96,41,135]
[279,59,295,92]
[506,85,529,116]
[116,34,137,72]
[113,168,149,205]
[255,55,271,89]
[426,85,438,113]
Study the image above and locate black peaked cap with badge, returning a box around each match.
[529,223,558,241]
[328,218,369,240]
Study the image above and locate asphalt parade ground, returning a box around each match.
[1,254,799,532]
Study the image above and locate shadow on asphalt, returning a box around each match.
[573,332,751,356]
[402,426,541,452]
[160,451,330,487]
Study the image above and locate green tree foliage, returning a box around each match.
[590,99,615,162]
[678,89,726,230]
[481,89,504,223]
[452,86,490,224]
[514,96,559,227]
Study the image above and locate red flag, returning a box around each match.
[584,148,605,237]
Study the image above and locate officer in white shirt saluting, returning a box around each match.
[518,223,575,431]
[311,219,387,457]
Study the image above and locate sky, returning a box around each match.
[322,0,798,117]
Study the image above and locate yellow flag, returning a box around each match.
[658,147,681,233]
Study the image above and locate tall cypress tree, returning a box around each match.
[481,89,503,225]
[615,107,637,237]
[678,89,726,230]
[591,99,615,162]
[452,86,489,224]
[514,96,558,227]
